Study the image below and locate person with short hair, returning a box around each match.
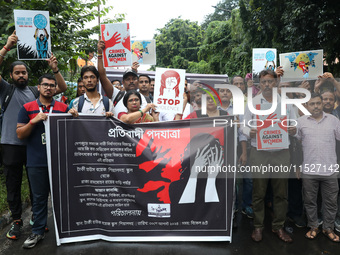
[97,40,148,117]
[68,77,85,109]
[111,79,122,91]
[17,73,74,248]
[293,93,340,242]
[243,69,297,243]
[68,65,114,116]
[0,31,67,240]
[139,74,152,103]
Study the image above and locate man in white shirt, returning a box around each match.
[243,69,296,243]
[68,66,114,116]
[97,40,147,117]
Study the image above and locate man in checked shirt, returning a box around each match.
[293,93,340,242]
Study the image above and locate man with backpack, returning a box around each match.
[68,65,114,116]
[0,31,67,240]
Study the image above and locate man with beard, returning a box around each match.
[68,65,114,116]
[16,74,74,248]
[243,69,297,243]
[0,31,67,240]
[97,40,147,117]
[321,90,339,117]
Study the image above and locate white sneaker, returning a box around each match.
[22,233,45,249]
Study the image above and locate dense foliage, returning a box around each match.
[154,0,340,77]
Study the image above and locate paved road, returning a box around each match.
[1,201,339,255]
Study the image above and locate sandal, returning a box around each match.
[305,227,320,240]
[322,229,340,243]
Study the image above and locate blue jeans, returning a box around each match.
[27,167,49,235]
[242,178,253,209]
[235,176,253,210]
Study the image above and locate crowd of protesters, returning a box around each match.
[1,30,340,249]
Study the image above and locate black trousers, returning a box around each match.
[2,144,29,220]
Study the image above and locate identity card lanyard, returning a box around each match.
[39,105,53,145]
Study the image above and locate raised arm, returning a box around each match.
[46,53,67,94]
[97,39,113,98]
[0,31,18,82]
[43,28,49,40]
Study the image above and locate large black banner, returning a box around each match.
[45,115,236,245]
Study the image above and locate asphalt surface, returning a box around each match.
[1,198,340,255]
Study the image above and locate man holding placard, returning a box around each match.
[0,31,67,240]
[243,69,297,243]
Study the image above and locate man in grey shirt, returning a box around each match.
[0,31,67,240]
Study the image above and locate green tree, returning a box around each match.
[197,9,251,76]
[201,0,239,30]
[198,20,232,74]
[153,18,203,69]
[239,0,340,75]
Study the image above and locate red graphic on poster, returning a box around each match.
[160,70,181,97]
[136,128,225,203]
[256,104,288,150]
[100,23,131,67]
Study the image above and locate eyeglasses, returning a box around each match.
[40,83,56,88]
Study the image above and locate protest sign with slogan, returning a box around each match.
[256,104,289,150]
[252,48,277,79]
[14,10,51,60]
[45,115,235,245]
[153,68,186,114]
[100,23,132,67]
[279,49,323,81]
[131,40,156,65]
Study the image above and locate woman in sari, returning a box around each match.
[118,90,156,124]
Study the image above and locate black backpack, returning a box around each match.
[77,94,110,112]
[113,91,125,107]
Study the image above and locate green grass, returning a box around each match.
[0,166,31,215]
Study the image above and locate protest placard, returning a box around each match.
[256,103,289,150]
[14,10,51,60]
[279,49,323,81]
[131,40,156,65]
[153,68,186,114]
[252,48,277,79]
[100,23,132,67]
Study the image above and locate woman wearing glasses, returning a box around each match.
[118,90,156,124]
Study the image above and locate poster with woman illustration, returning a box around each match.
[252,48,277,80]
[131,40,156,65]
[14,10,51,60]
[100,23,132,67]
